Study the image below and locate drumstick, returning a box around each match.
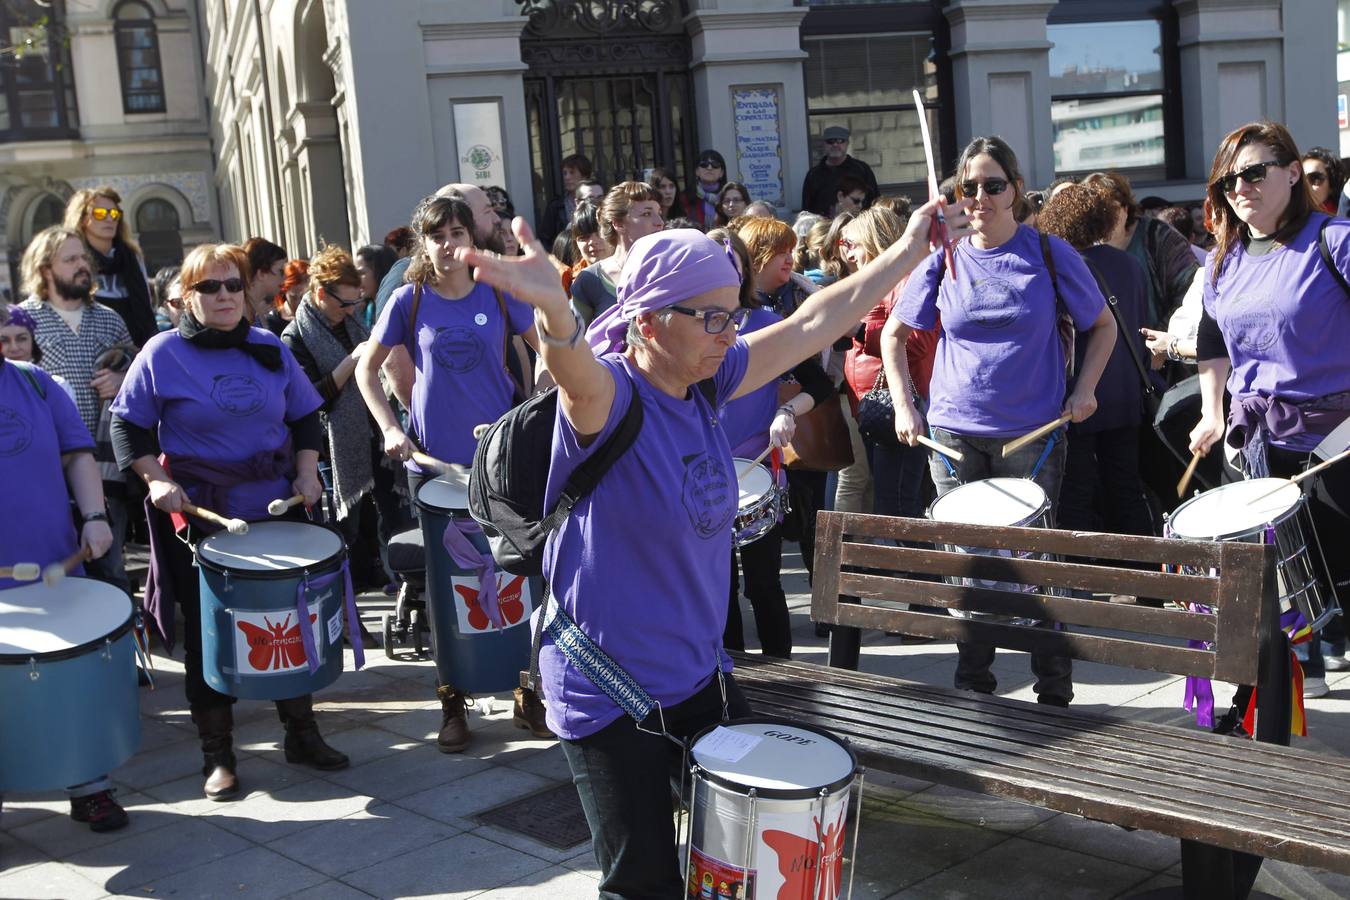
[1176,450,1203,499]
[1247,445,1350,504]
[410,450,453,474]
[0,562,41,581]
[917,435,963,462]
[738,446,775,479]
[1001,414,1072,458]
[181,502,249,535]
[43,547,90,587]
[267,494,306,516]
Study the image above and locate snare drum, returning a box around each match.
[0,578,140,792]
[927,478,1052,625]
[417,470,534,693]
[734,459,783,549]
[197,520,349,701]
[1168,479,1340,630]
[686,718,861,900]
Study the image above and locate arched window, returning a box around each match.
[30,194,66,236]
[135,198,183,274]
[114,1,166,114]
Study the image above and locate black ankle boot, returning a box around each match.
[191,705,239,801]
[276,695,349,770]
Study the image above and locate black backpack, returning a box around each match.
[468,371,645,575]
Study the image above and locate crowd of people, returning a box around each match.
[3,118,1349,897]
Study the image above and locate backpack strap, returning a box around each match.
[695,377,717,408]
[1318,216,1350,300]
[1082,257,1156,396]
[1039,230,1065,315]
[493,287,529,403]
[9,360,47,400]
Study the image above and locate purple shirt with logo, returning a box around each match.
[110,329,322,519]
[1203,214,1350,446]
[540,342,750,740]
[372,282,533,468]
[893,225,1105,437]
[1,361,93,590]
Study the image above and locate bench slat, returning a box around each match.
[839,542,1221,605]
[834,571,1218,643]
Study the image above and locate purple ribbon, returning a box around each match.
[441,518,503,629]
[293,560,365,675]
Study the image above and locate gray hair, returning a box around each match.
[625,310,673,347]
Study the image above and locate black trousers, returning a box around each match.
[1058,425,1156,539]
[725,524,792,658]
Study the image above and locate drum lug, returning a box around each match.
[28,656,39,681]
[102,637,113,661]
[222,570,232,593]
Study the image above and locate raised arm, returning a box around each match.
[735,198,971,401]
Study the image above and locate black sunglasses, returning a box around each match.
[1216,160,1283,195]
[192,277,246,295]
[824,138,848,145]
[697,160,722,169]
[959,178,1010,197]
[1305,171,1328,186]
[667,305,748,334]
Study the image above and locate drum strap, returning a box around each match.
[295,562,365,674]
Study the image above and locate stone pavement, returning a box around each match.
[2,547,1349,899]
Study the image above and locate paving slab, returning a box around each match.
[268,802,458,879]
[393,766,555,832]
[207,777,377,844]
[321,742,491,802]
[128,844,328,899]
[1020,812,1181,873]
[64,816,251,895]
[0,859,108,899]
[474,863,601,897]
[8,790,160,860]
[340,831,553,899]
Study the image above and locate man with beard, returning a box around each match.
[20,227,136,598]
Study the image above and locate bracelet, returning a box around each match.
[81,511,109,525]
[535,306,585,350]
[776,405,797,417]
[1166,336,1182,362]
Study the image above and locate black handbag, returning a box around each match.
[855,369,899,447]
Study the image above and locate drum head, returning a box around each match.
[197,520,344,573]
[691,718,856,799]
[735,459,773,505]
[416,469,471,514]
[929,477,1048,527]
[0,578,132,657]
[1170,478,1302,540]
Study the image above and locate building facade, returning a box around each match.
[201,0,1337,254]
[0,0,219,296]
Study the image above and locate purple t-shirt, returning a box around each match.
[372,282,533,468]
[540,342,751,740]
[893,225,1105,437]
[0,361,93,591]
[1203,213,1350,449]
[110,329,322,519]
[719,308,782,458]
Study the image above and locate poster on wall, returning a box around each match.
[452,101,507,188]
[732,87,784,209]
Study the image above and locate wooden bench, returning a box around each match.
[731,511,1350,899]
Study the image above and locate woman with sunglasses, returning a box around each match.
[685,149,728,228]
[715,181,751,227]
[1190,121,1350,706]
[458,194,969,895]
[64,187,156,348]
[1300,146,1344,216]
[110,243,347,801]
[882,135,1116,708]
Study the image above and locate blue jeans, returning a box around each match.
[927,426,1073,705]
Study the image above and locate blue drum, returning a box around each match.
[416,471,534,693]
[197,520,349,701]
[0,578,140,792]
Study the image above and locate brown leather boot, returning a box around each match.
[276,695,350,770]
[436,684,472,753]
[513,687,554,739]
[191,705,239,801]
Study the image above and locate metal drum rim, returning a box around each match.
[688,715,859,800]
[413,479,470,518]
[1169,483,1304,543]
[195,522,347,580]
[0,613,134,664]
[926,476,1050,527]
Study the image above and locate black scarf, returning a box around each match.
[178,312,283,371]
[94,241,157,348]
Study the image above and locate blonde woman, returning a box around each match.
[63,187,155,347]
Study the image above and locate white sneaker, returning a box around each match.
[1323,654,1350,672]
[1303,676,1330,699]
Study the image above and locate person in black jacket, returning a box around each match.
[800,126,879,217]
[64,187,156,348]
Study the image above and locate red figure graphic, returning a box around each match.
[237,612,317,671]
[452,575,527,631]
[761,808,847,900]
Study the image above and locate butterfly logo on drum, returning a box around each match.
[237,612,316,671]
[761,808,846,900]
[453,575,527,632]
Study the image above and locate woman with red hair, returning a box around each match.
[262,259,310,337]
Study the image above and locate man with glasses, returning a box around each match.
[801,126,879,217]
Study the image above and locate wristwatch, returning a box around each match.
[81,510,110,525]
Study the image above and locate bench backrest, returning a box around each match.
[812,512,1277,686]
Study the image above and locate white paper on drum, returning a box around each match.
[327,608,343,645]
[231,599,325,675]
[448,572,533,633]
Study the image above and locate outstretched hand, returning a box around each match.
[455,218,570,310]
[904,196,974,251]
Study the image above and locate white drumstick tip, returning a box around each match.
[42,564,65,587]
[267,498,288,516]
[9,562,40,581]
[226,519,250,536]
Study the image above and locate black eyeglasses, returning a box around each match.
[959,178,1010,197]
[667,305,748,334]
[697,160,722,169]
[1216,160,1283,195]
[192,277,246,295]
[1305,171,1328,186]
[324,284,364,307]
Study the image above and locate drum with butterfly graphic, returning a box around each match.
[416,470,535,694]
[685,718,863,900]
[197,520,350,700]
